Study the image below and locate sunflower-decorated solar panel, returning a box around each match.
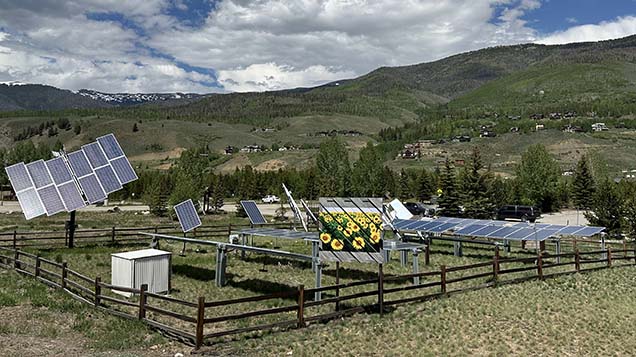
[318,197,384,264]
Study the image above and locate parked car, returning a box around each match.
[403,202,425,216]
[261,195,280,204]
[495,205,541,222]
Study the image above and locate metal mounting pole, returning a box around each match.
[68,211,76,248]
[314,259,322,302]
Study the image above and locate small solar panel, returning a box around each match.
[402,220,428,230]
[5,162,33,192]
[82,143,109,168]
[95,165,122,193]
[506,228,535,240]
[455,224,486,235]
[45,157,73,185]
[392,219,413,230]
[471,225,502,237]
[68,150,93,177]
[241,200,267,225]
[57,182,86,211]
[25,160,53,189]
[174,199,202,232]
[16,188,46,220]
[37,185,66,216]
[97,133,125,160]
[572,226,604,237]
[487,226,522,239]
[110,156,137,184]
[78,174,106,204]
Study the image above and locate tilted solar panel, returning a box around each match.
[5,162,33,193]
[26,160,53,189]
[429,222,459,233]
[240,200,267,225]
[57,182,86,212]
[530,229,560,241]
[67,150,93,177]
[97,133,125,160]
[82,142,109,168]
[487,226,522,239]
[506,228,535,240]
[455,224,486,236]
[37,185,66,216]
[78,174,107,204]
[174,199,202,232]
[16,188,46,220]
[471,225,502,237]
[95,165,122,193]
[45,157,73,185]
[555,226,584,235]
[110,156,138,184]
[572,227,604,237]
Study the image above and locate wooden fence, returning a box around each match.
[0,222,295,248]
[0,244,634,350]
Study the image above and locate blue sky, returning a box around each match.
[0,0,635,93]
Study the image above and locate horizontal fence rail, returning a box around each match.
[0,244,634,350]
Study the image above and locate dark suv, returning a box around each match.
[496,205,540,222]
[404,202,426,216]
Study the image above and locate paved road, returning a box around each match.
[0,199,590,226]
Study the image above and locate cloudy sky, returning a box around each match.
[1,0,635,93]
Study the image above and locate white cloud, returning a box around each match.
[538,16,636,45]
[218,63,356,92]
[0,0,635,93]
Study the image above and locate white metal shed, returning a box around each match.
[111,249,172,297]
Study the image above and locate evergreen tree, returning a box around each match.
[571,154,596,210]
[316,137,351,196]
[416,169,434,202]
[238,165,257,199]
[133,123,139,132]
[398,169,411,200]
[584,179,623,236]
[516,144,561,212]
[438,158,461,217]
[304,166,319,200]
[145,178,168,216]
[352,142,383,196]
[209,175,224,214]
[380,166,397,198]
[622,184,636,239]
[168,172,200,208]
[459,148,495,218]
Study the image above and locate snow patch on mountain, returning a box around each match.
[76,89,202,106]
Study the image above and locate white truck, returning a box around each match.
[261,195,280,204]
[592,123,609,132]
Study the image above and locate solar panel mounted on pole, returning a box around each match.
[3,132,138,249]
[282,183,307,232]
[240,200,267,225]
[174,199,202,233]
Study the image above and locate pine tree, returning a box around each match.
[584,179,623,236]
[133,123,139,132]
[316,137,351,196]
[571,154,595,210]
[398,169,411,200]
[438,158,461,217]
[416,169,434,202]
[146,178,168,216]
[516,144,561,212]
[459,148,495,218]
[210,176,224,214]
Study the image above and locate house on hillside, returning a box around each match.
[592,123,609,132]
[562,125,584,133]
[224,146,237,155]
[240,144,263,153]
[535,124,545,131]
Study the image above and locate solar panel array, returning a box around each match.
[4,133,137,220]
[174,199,202,232]
[240,200,267,225]
[392,216,604,241]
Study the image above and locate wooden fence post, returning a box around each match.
[35,255,41,277]
[425,244,430,266]
[13,250,19,269]
[537,252,543,280]
[440,265,447,294]
[138,284,148,320]
[111,226,116,243]
[61,261,68,289]
[575,249,580,272]
[12,230,16,249]
[335,262,340,312]
[493,248,500,286]
[378,264,384,316]
[607,247,612,268]
[227,223,232,237]
[297,285,305,328]
[195,296,205,350]
[94,277,101,307]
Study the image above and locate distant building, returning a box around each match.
[535,124,545,131]
[592,123,609,132]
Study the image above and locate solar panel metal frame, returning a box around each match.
[174,199,202,233]
[241,200,267,225]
